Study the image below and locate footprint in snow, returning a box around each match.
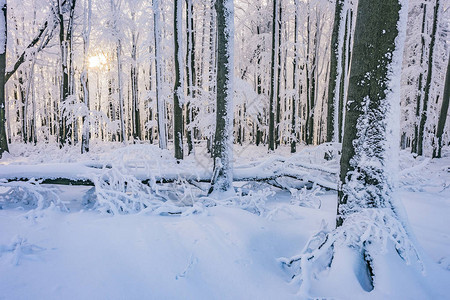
[0,236,46,266]
[438,257,450,271]
[175,254,198,280]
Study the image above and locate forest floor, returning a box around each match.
[0,142,449,299]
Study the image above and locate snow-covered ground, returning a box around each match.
[0,143,449,299]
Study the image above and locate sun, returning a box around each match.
[89,54,107,68]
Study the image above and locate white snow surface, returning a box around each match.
[0,143,449,299]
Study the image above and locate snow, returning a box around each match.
[0,143,450,299]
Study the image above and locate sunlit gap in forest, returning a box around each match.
[88,53,107,69]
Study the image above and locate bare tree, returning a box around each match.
[173,0,184,159]
[210,0,234,193]
[0,0,8,157]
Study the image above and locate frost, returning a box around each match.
[0,179,67,211]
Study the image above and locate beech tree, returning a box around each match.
[268,0,278,151]
[337,0,416,288]
[0,0,447,157]
[173,0,184,159]
[283,0,422,295]
[152,0,167,149]
[417,0,440,156]
[434,56,450,158]
[185,0,195,155]
[326,0,345,143]
[210,0,234,193]
[81,0,92,153]
[57,0,76,147]
[0,0,8,157]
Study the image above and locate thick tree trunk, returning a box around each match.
[210,0,234,193]
[337,0,403,227]
[0,1,9,157]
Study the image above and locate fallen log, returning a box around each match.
[0,159,338,191]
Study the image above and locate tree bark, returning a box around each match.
[81,0,92,153]
[268,0,278,151]
[417,0,440,156]
[337,0,403,227]
[0,1,9,157]
[131,12,141,141]
[291,0,299,153]
[434,56,450,158]
[173,0,184,160]
[185,0,195,155]
[58,0,70,147]
[326,0,345,143]
[210,0,234,193]
[412,3,427,154]
[275,0,282,148]
[153,0,167,149]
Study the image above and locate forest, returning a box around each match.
[0,0,449,299]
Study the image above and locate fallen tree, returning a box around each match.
[1,162,337,190]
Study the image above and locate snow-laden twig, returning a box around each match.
[0,178,67,211]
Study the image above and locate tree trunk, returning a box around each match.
[173,0,184,160]
[417,0,440,156]
[338,10,351,143]
[131,13,140,142]
[326,0,346,143]
[0,1,9,157]
[291,0,299,153]
[268,0,278,151]
[210,0,234,193]
[337,0,403,227]
[116,41,126,143]
[58,0,69,147]
[411,4,427,153]
[275,0,282,148]
[153,0,167,149]
[434,56,450,158]
[185,0,195,155]
[81,0,92,153]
